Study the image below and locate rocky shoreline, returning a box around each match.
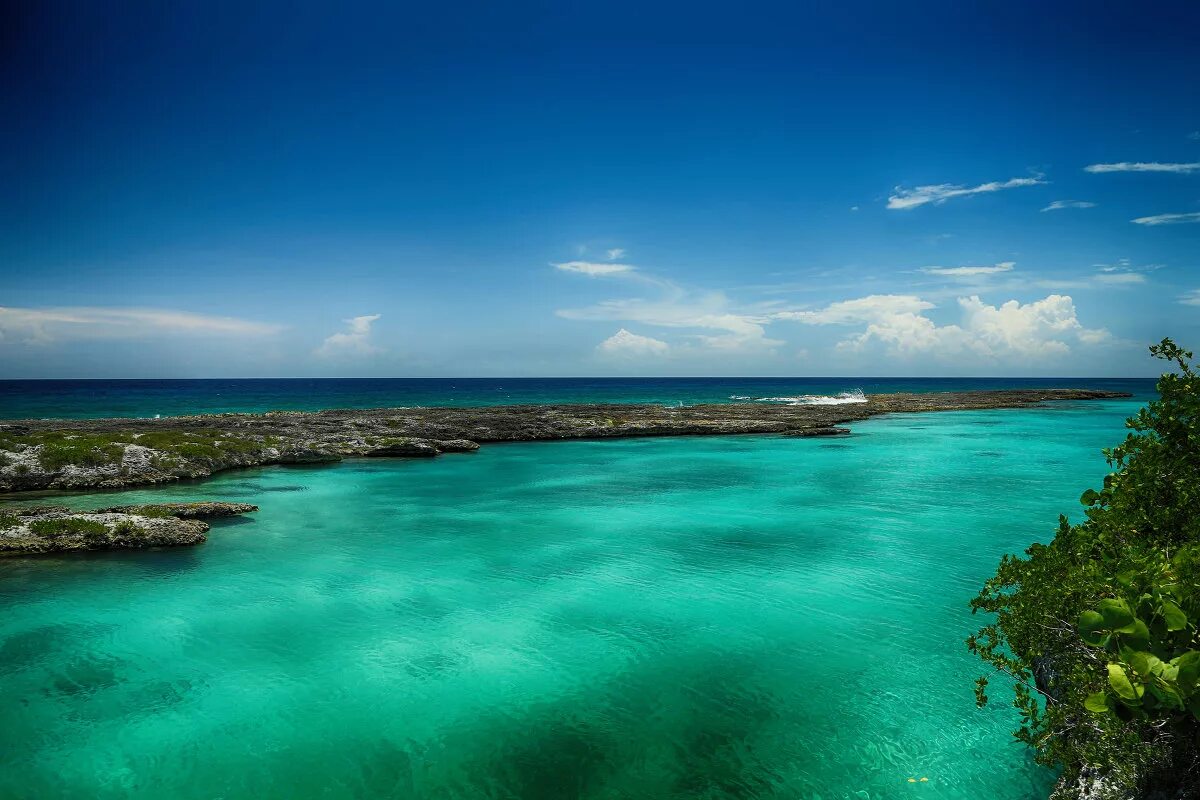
[0,502,257,556]
[0,389,1129,495]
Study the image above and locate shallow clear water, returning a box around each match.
[0,398,1142,799]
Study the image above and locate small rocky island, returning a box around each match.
[0,502,258,556]
[0,390,1128,496]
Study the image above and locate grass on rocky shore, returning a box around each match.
[28,517,109,538]
[0,429,268,471]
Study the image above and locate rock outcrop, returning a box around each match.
[787,427,852,437]
[0,390,1129,495]
[0,507,209,556]
[94,501,259,519]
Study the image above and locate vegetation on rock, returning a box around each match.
[0,429,266,471]
[29,517,110,539]
[969,339,1200,798]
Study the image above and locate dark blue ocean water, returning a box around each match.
[0,377,1155,419]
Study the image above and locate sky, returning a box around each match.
[1,0,1198,378]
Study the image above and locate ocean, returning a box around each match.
[0,376,1152,419]
[0,379,1155,798]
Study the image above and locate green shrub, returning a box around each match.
[0,512,19,529]
[133,430,260,461]
[115,505,176,518]
[969,339,1200,793]
[36,433,125,470]
[29,518,110,539]
[110,519,144,536]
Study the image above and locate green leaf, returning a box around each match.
[1098,599,1136,632]
[1084,692,1111,714]
[1122,619,1151,649]
[1128,651,1163,679]
[1162,601,1188,632]
[1080,488,1100,506]
[1108,663,1143,702]
[1078,610,1108,646]
[1175,651,1200,692]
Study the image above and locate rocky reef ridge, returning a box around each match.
[0,390,1128,494]
[0,502,258,556]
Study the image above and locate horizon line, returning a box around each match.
[0,375,1158,382]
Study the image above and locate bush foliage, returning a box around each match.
[969,339,1200,795]
[29,517,110,540]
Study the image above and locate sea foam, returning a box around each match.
[729,389,867,406]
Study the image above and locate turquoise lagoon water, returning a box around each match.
[0,396,1145,799]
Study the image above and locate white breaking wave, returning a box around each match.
[728,389,867,406]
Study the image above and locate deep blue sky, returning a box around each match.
[2,1,1198,377]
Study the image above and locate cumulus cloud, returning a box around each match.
[1042,200,1097,211]
[1131,211,1200,226]
[597,328,669,357]
[314,314,382,358]
[777,293,1107,361]
[886,176,1045,210]
[957,295,1108,355]
[921,261,1016,278]
[553,260,635,276]
[1084,162,1200,174]
[0,306,283,345]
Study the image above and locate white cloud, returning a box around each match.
[553,260,635,276]
[558,273,783,353]
[597,328,669,357]
[1041,200,1097,211]
[1189,132,1200,142]
[1131,211,1200,226]
[1084,162,1200,174]
[1180,290,1200,307]
[886,176,1045,210]
[605,248,626,261]
[553,255,785,352]
[774,294,934,325]
[314,314,382,358]
[958,295,1108,356]
[1035,261,1156,291]
[1094,272,1146,285]
[0,306,283,345]
[776,293,1107,361]
[921,261,1016,278]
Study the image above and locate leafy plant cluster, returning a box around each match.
[969,339,1200,797]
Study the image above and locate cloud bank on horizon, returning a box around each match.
[1,2,1198,378]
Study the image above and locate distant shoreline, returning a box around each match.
[0,389,1130,496]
